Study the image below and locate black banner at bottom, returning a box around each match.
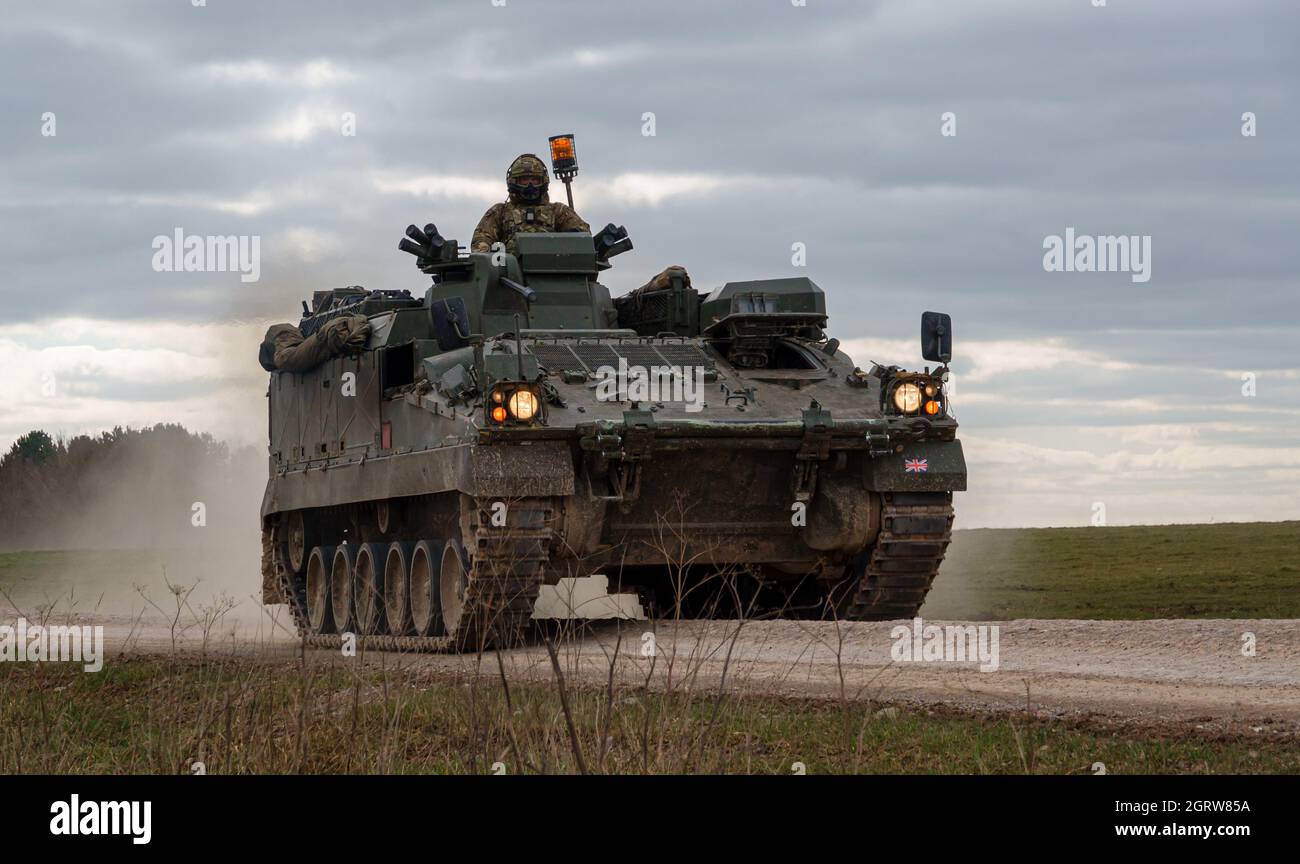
[5,774,1288,850]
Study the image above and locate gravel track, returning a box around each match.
[59,612,1300,738]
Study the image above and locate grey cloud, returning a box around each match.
[0,0,1295,525]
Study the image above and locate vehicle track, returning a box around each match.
[279,496,556,652]
[841,491,954,618]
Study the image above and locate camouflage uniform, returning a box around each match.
[471,154,590,256]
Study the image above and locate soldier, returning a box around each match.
[471,154,590,256]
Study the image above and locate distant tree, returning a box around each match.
[3,430,57,467]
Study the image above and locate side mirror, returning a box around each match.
[431,296,471,351]
[921,311,952,364]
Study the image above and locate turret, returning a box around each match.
[397,226,629,349]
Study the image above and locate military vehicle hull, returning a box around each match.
[261,231,965,651]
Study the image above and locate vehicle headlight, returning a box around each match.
[892,382,922,413]
[507,389,538,421]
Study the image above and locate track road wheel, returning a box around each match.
[331,544,357,633]
[384,541,415,636]
[285,511,309,573]
[409,540,446,637]
[439,540,470,645]
[305,545,336,635]
[354,542,387,635]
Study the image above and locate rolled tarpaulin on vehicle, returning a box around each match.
[258,315,372,373]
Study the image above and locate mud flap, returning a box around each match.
[469,441,575,498]
[867,440,967,492]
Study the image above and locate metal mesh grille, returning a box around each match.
[655,344,714,370]
[612,345,666,371]
[530,341,713,375]
[571,343,621,372]
[639,294,670,319]
[527,344,583,372]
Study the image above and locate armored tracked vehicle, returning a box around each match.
[260,220,966,651]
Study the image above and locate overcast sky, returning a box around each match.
[1,0,1296,528]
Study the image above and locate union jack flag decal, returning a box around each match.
[904,458,928,473]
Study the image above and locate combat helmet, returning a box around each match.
[506,154,549,204]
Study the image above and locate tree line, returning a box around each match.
[0,425,263,551]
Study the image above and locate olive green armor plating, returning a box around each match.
[261,223,966,651]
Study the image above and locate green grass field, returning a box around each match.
[0,547,246,618]
[0,548,164,604]
[924,520,1300,620]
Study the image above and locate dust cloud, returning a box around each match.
[0,431,269,623]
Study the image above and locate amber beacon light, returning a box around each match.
[548,133,579,207]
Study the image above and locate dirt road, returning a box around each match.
[51,610,1300,738]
